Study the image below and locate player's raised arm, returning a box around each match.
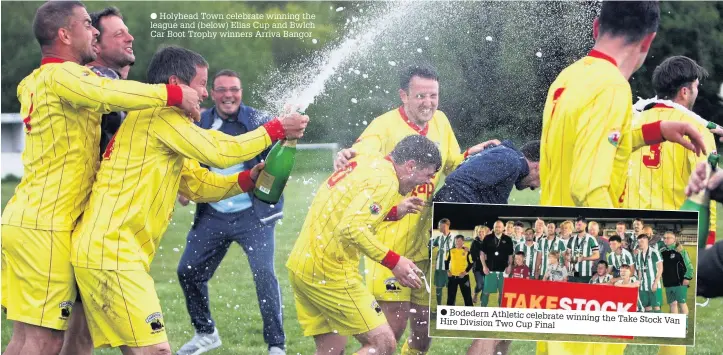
[143,46,307,169]
[49,62,201,119]
[152,109,288,169]
[178,159,263,203]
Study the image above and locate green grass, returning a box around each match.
[2,155,723,354]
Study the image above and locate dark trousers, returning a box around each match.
[447,275,474,306]
[177,208,285,348]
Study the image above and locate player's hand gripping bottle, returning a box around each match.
[253,106,302,204]
[680,152,719,249]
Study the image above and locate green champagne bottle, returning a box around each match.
[680,152,719,249]
[253,139,297,204]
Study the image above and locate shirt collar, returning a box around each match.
[588,49,618,67]
[41,57,67,65]
[398,106,429,136]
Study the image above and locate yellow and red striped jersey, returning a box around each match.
[351,107,465,261]
[71,107,284,271]
[2,57,181,232]
[286,154,403,285]
[539,50,662,208]
[625,104,717,242]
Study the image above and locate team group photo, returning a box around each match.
[2,1,723,355]
[428,203,699,347]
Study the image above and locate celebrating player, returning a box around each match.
[68,45,307,353]
[434,140,541,204]
[536,2,706,354]
[445,235,474,306]
[514,228,538,279]
[0,2,203,354]
[565,217,599,283]
[625,56,717,247]
[535,225,567,281]
[286,135,442,355]
[607,235,636,280]
[332,64,496,354]
[634,234,664,314]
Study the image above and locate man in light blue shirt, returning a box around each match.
[176,70,286,355]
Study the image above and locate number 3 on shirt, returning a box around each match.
[642,144,661,169]
[327,161,358,188]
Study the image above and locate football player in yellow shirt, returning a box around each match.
[287,135,441,355]
[69,45,308,353]
[626,56,717,246]
[538,2,705,355]
[333,64,495,355]
[0,2,202,355]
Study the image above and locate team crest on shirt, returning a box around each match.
[371,300,383,315]
[145,312,165,334]
[608,131,621,147]
[369,203,382,215]
[384,277,401,292]
[59,301,73,320]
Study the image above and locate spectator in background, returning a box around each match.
[470,225,488,304]
[446,235,474,306]
[176,69,287,355]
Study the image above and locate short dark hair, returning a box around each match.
[455,235,465,241]
[213,69,242,86]
[439,218,450,225]
[520,140,540,162]
[525,228,534,233]
[637,233,649,240]
[147,45,208,85]
[514,221,524,228]
[90,6,122,40]
[598,260,609,268]
[652,56,709,99]
[515,251,525,257]
[390,135,442,171]
[617,221,626,226]
[400,64,438,91]
[634,218,644,224]
[33,1,85,47]
[598,1,660,44]
[609,235,622,243]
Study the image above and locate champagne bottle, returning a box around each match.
[680,152,719,249]
[253,139,297,204]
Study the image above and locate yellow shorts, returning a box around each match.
[288,270,387,337]
[366,258,430,306]
[1,224,76,330]
[74,267,166,348]
[536,341,626,355]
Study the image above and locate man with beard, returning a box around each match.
[565,217,600,283]
[1,2,200,354]
[88,6,135,156]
